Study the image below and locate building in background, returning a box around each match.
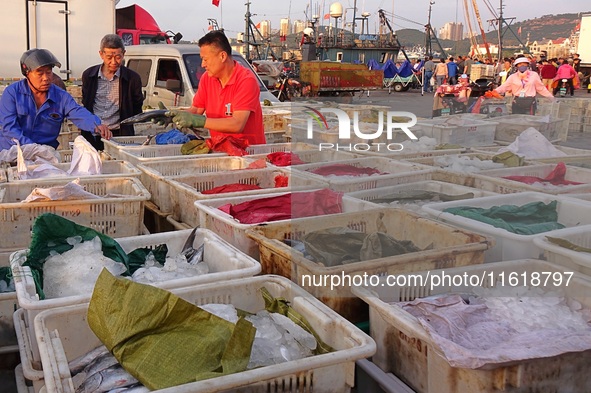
[280,18,290,38]
[259,20,271,38]
[529,38,570,59]
[439,22,464,41]
[293,20,305,35]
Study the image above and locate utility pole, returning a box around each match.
[244,1,251,60]
[497,0,503,58]
[488,0,530,58]
[424,1,446,58]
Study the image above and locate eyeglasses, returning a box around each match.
[102,52,124,61]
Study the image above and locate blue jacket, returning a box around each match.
[447,62,459,78]
[0,79,100,150]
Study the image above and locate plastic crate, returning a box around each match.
[413,118,497,147]
[245,142,317,155]
[15,364,34,393]
[246,208,492,321]
[346,180,497,212]
[262,108,291,131]
[167,168,328,227]
[473,164,591,195]
[137,157,262,213]
[489,114,568,143]
[5,160,140,183]
[56,131,80,151]
[404,153,526,172]
[0,291,17,351]
[101,135,159,156]
[0,177,150,249]
[352,259,591,393]
[14,309,44,392]
[421,191,591,262]
[194,190,378,258]
[352,147,466,159]
[114,145,226,165]
[0,169,6,184]
[247,149,359,166]
[288,121,412,145]
[57,150,112,164]
[35,275,376,393]
[533,226,591,276]
[472,145,591,160]
[10,228,261,366]
[292,157,431,192]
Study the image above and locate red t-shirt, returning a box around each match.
[193,62,265,145]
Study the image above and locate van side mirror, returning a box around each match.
[166,79,181,92]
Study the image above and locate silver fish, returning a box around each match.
[141,135,154,146]
[76,364,139,393]
[188,243,205,265]
[69,345,109,375]
[73,353,119,390]
[110,109,169,130]
[180,227,205,265]
[107,384,150,393]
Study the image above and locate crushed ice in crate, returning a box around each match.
[246,310,316,368]
[196,304,318,368]
[433,155,504,172]
[132,251,209,284]
[469,286,591,333]
[43,237,127,299]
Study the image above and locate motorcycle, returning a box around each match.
[271,71,303,102]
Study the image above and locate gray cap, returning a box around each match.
[20,48,62,76]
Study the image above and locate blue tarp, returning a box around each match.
[396,61,414,78]
[378,60,417,78]
[382,59,398,78]
[367,59,381,70]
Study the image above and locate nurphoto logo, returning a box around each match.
[303,107,418,152]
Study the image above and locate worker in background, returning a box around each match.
[491,57,554,115]
[422,56,435,94]
[497,58,513,85]
[434,58,448,88]
[163,30,265,145]
[446,57,459,85]
[553,58,578,97]
[539,59,557,92]
[0,48,111,150]
[81,34,143,150]
[573,53,582,73]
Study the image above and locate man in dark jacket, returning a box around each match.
[81,34,143,150]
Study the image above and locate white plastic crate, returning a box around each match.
[0,290,17,351]
[5,160,140,183]
[56,131,80,151]
[245,142,317,155]
[14,309,44,392]
[346,180,497,211]
[35,275,376,393]
[137,157,262,213]
[421,192,591,262]
[531,155,591,166]
[472,145,591,160]
[0,177,150,249]
[352,147,466,159]
[473,164,591,195]
[246,208,492,321]
[264,130,286,144]
[292,157,431,192]
[247,149,359,166]
[0,168,6,184]
[114,144,226,165]
[404,152,528,172]
[57,149,112,164]
[262,108,291,131]
[352,259,591,393]
[10,228,261,365]
[489,114,568,143]
[15,364,34,393]
[413,118,497,147]
[194,190,378,258]
[101,135,159,156]
[167,168,327,227]
[533,226,591,276]
[288,121,411,145]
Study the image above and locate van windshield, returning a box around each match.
[183,54,266,91]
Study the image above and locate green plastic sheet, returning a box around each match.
[443,200,565,235]
[492,151,525,167]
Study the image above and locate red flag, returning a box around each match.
[323,13,330,20]
[255,22,261,29]
[518,26,522,36]
[212,0,220,6]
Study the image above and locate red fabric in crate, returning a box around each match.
[502,163,583,186]
[201,184,263,194]
[206,135,250,156]
[266,152,306,166]
[217,189,343,224]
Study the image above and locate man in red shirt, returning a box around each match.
[165,31,265,145]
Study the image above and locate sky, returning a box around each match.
[115,0,591,43]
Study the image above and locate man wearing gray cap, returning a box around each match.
[0,48,111,150]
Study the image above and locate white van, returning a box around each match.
[124,44,278,108]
